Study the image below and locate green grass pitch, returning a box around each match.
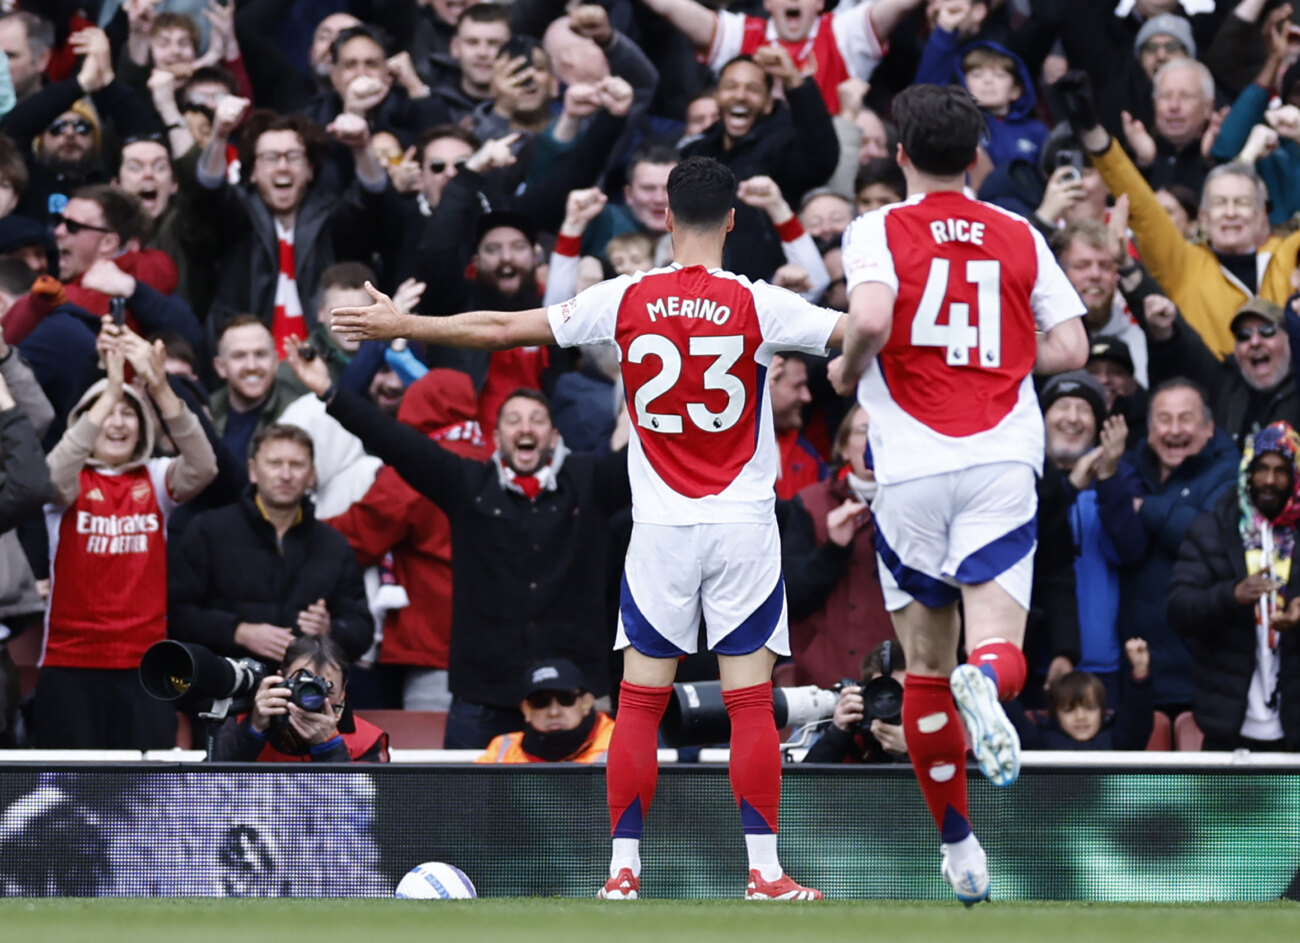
[0,899,1296,943]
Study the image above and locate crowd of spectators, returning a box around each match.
[0,0,1297,758]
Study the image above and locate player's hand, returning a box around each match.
[869,719,907,755]
[831,685,864,732]
[283,336,333,396]
[297,598,330,636]
[1036,165,1085,223]
[249,674,291,733]
[1124,638,1150,681]
[1094,415,1129,481]
[1143,294,1178,342]
[826,498,869,547]
[827,354,856,396]
[1120,110,1157,166]
[330,281,411,344]
[1234,573,1280,607]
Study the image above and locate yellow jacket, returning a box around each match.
[475,712,615,764]
[1091,137,1300,357]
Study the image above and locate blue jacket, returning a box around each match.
[1099,428,1240,709]
[915,34,1048,170]
[1067,486,1145,674]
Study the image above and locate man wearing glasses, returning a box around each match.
[1143,294,1300,451]
[475,658,614,763]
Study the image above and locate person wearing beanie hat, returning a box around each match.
[1087,336,1149,450]
[1144,292,1300,451]
[1134,14,1196,77]
[1043,370,1108,448]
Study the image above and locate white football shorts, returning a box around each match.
[871,461,1038,612]
[616,521,789,657]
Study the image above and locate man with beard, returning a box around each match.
[680,53,838,281]
[1051,216,1150,388]
[1,27,161,222]
[1170,420,1300,751]
[1041,371,1145,707]
[196,97,390,357]
[285,342,632,749]
[1062,72,1300,357]
[210,316,298,463]
[476,658,615,763]
[1100,378,1239,719]
[1143,294,1300,452]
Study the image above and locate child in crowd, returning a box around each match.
[1010,639,1155,750]
[605,231,656,276]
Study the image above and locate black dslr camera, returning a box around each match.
[280,670,332,713]
[836,640,905,734]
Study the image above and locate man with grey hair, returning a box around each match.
[0,12,53,102]
[1115,56,1216,191]
[1059,71,1300,358]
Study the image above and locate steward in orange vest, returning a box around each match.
[476,657,615,763]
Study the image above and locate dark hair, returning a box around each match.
[281,634,349,676]
[893,84,985,177]
[70,185,147,243]
[718,55,773,94]
[458,2,510,29]
[626,143,679,183]
[251,422,316,461]
[150,12,200,50]
[330,24,388,63]
[0,256,35,297]
[853,158,905,201]
[0,133,29,196]
[666,156,736,229]
[497,387,552,422]
[1150,376,1213,424]
[1161,183,1199,220]
[319,261,375,295]
[1048,670,1107,716]
[239,110,328,184]
[416,123,481,157]
[151,330,196,368]
[860,639,905,682]
[181,65,238,99]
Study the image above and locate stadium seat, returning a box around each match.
[1145,710,1171,751]
[772,662,796,688]
[355,710,448,749]
[1173,711,1204,751]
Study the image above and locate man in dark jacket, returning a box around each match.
[168,423,374,668]
[1145,294,1299,452]
[680,51,838,281]
[288,347,631,750]
[1169,421,1300,751]
[1101,378,1240,715]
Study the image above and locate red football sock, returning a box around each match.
[606,680,672,838]
[903,673,971,844]
[967,637,1028,701]
[723,682,781,835]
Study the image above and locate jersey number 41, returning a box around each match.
[911,259,1002,368]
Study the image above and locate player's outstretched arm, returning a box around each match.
[637,0,716,50]
[1035,317,1089,376]
[830,281,895,394]
[331,282,557,350]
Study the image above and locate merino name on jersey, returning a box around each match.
[545,264,840,523]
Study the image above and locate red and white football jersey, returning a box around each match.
[547,264,841,524]
[706,10,885,115]
[42,460,179,669]
[842,191,1084,484]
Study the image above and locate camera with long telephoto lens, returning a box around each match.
[139,640,269,705]
[659,681,840,747]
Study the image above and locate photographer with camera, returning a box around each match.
[802,640,908,764]
[210,635,389,762]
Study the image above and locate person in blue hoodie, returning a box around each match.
[914,29,1047,171]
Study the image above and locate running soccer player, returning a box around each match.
[833,84,1089,903]
[329,157,844,901]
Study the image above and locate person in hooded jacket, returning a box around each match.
[326,368,491,712]
[914,35,1047,172]
[35,318,217,749]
